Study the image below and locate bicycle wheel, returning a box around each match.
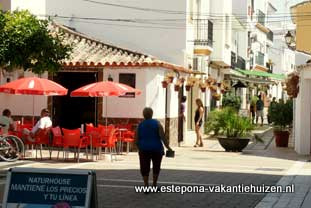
[6,135,25,156]
[0,136,22,162]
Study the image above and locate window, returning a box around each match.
[119,73,136,98]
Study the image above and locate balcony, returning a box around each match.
[267,30,273,42]
[256,10,270,33]
[236,56,246,70]
[254,52,268,71]
[231,52,246,70]
[193,19,213,56]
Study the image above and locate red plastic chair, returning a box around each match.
[62,128,88,162]
[116,124,135,153]
[51,126,63,159]
[100,128,118,161]
[85,126,102,160]
[30,128,51,160]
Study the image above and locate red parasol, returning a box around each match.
[0,77,68,124]
[0,77,68,95]
[70,81,141,97]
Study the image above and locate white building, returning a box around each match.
[0,0,216,140]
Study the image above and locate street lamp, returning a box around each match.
[285,31,292,45]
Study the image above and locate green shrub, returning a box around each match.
[222,93,241,111]
[205,107,254,138]
[269,100,293,130]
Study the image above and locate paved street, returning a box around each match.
[0,129,309,208]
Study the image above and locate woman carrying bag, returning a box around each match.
[135,107,174,191]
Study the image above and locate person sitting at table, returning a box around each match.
[22,108,52,142]
[0,109,14,134]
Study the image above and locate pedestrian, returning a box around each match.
[135,107,172,191]
[256,95,264,126]
[178,96,187,144]
[0,109,14,134]
[22,108,52,142]
[268,97,277,125]
[194,98,204,147]
[250,102,256,124]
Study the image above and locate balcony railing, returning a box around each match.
[257,10,265,26]
[255,52,265,66]
[267,30,273,42]
[236,56,246,69]
[194,19,213,47]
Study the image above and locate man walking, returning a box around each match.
[256,95,264,126]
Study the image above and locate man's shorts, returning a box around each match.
[256,110,264,117]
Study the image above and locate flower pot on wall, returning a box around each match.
[274,130,289,147]
[167,76,174,83]
[200,87,206,92]
[174,84,181,92]
[185,85,192,91]
[162,81,168,88]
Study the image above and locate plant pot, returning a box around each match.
[174,85,180,92]
[168,77,174,83]
[162,81,168,88]
[185,85,191,91]
[217,136,250,152]
[200,87,206,92]
[274,130,289,147]
[180,77,185,84]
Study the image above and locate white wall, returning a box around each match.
[103,67,180,120]
[0,71,48,117]
[295,69,311,154]
[10,0,46,18]
[9,0,187,66]
[210,0,232,65]
[296,51,311,65]
[103,68,147,119]
[45,0,186,66]
[145,68,166,119]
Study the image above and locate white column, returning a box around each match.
[295,75,311,155]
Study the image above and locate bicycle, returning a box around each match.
[0,124,25,162]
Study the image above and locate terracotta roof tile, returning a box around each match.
[50,23,192,73]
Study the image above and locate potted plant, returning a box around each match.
[166,73,175,83]
[199,82,207,92]
[212,93,221,101]
[185,83,192,91]
[174,83,181,91]
[222,93,241,111]
[269,100,293,147]
[162,80,168,88]
[205,108,261,152]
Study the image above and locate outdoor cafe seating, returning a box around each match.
[5,119,136,162]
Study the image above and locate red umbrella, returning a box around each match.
[71,81,141,126]
[71,81,141,160]
[0,77,68,124]
[70,81,141,97]
[0,77,67,95]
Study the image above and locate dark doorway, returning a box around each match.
[52,72,98,129]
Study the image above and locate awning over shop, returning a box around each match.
[230,75,276,84]
[236,69,286,80]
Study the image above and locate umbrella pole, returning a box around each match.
[106,97,108,127]
[32,95,35,126]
